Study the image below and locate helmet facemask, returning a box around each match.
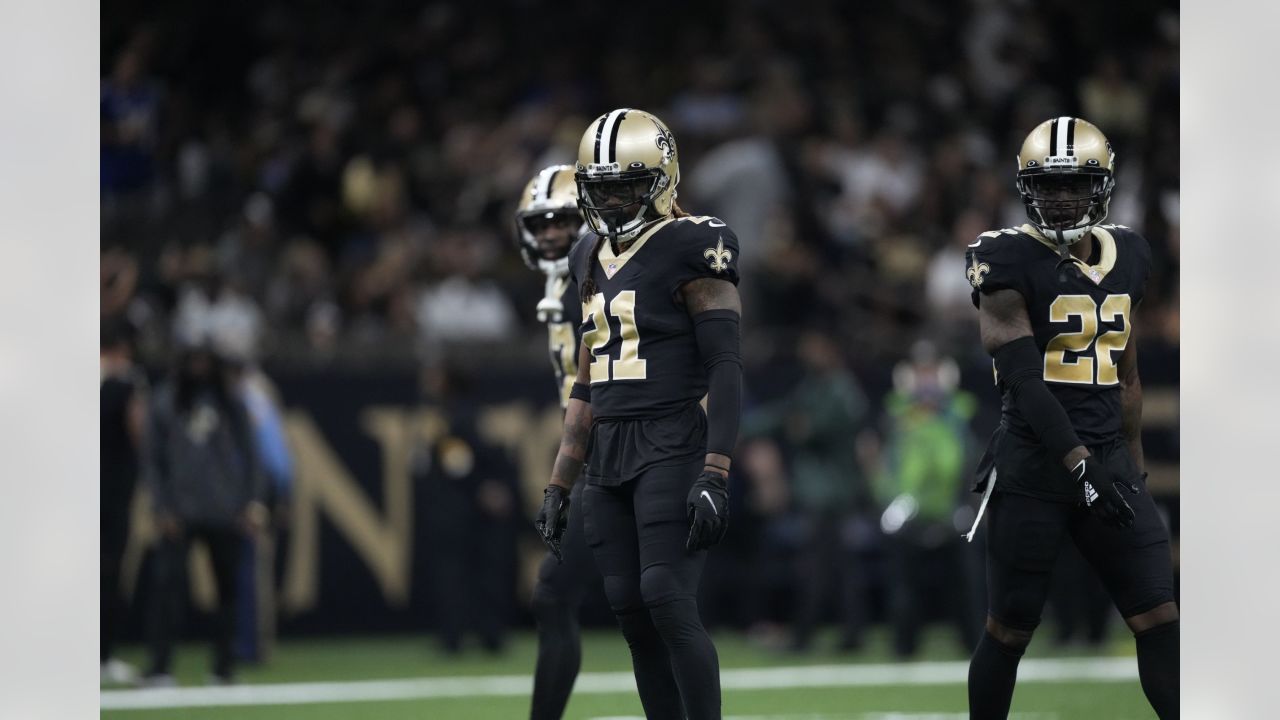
[576,168,669,242]
[516,209,581,270]
[1017,168,1114,246]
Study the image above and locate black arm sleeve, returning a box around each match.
[993,336,1084,461]
[693,309,742,457]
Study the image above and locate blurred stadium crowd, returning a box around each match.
[102,0,1178,365]
[101,0,1179,675]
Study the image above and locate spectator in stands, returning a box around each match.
[143,337,267,686]
[101,319,147,685]
[872,341,981,658]
[214,328,294,665]
[413,364,520,654]
[742,329,871,652]
[414,229,517,345]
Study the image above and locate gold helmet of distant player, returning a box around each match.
[1015,117,1116,245]
[515,164,583,270]
[575,108,680,242]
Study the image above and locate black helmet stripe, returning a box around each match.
[592,115,608,164]
[606,109,629,164]
[1065,117,1076,156]
[1049,117,1059,155]
[1051,116,1071,157]
[540,168,559,201]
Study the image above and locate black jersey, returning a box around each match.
[568,215,741,421]
[542,272,583,409]
[967,223,1151,499]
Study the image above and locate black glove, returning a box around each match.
[686,470,729,553]
[1070,456,1139,529]
[535,484,570,562]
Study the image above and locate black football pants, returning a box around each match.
[583,457,721,720]
[146,523,242,679]
[971,485,1177,719]
[101,502,131,663]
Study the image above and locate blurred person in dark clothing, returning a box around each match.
[215,331,294,665]
[143,339,267,685]
[731,438,799,648]
[872,341,981,658]
[742,329,870,652]
[101,320,147,685]
[101,45,158,196]
[413,365,519,655]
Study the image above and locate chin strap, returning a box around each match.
[1053,228,1074,267]
[535,258,570,323]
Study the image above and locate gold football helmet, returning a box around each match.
[574,108,679,242]
[515,164,583,270]
[1015,117,1116,245]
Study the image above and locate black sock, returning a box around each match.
[529,588,582,720]
[648,597,721,720]
[968,630,1025,719]
[616,608,685,719]
[1136,620,1179,720]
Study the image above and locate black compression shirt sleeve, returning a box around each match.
[993,335,1084,461]
[693,309,742,457]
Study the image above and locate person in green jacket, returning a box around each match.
[872,340,982,658]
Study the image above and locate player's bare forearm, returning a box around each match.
[549,398,591,489]
[1118,338,1145,473]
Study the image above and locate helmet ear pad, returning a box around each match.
[651,175,675,217]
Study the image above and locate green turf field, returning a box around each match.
[101,626,1155,719]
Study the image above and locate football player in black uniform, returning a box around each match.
[515,164,598,720]
[535,108,742,720]
[964,117,1178,719]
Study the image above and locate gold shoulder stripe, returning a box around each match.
[1087,226,1117,278]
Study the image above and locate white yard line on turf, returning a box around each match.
[100,657,1136,711]
[589,715,1056,720]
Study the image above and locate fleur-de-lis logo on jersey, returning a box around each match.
[967,256,990,288]
[704,237,733,273]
